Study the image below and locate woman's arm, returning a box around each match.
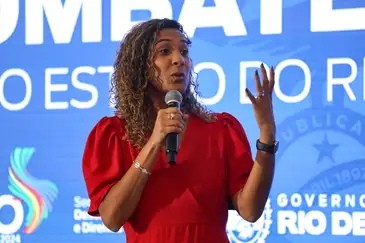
[97,107,187,232]
[233,64,277,222]
[98,140,160,232]
[232,128,275,222]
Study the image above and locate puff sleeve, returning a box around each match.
[221,112,254,198]
[82,117,125,216]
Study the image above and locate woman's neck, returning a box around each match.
[147,87,168,112]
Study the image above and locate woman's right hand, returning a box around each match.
[149,107,189,147]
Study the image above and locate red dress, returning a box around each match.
[82,112,254,243]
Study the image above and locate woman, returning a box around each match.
[82,18,277,242]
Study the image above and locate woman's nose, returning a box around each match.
[172,52,185,66]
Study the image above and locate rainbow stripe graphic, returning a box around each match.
[8,147,58,234]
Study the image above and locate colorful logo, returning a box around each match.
[0,147,58,235]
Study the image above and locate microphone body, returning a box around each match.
[164,90,183,165]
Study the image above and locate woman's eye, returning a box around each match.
[181,49,189,56]
[159,49,170,55]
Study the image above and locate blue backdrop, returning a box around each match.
[1,1,365,243]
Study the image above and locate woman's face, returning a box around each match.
[149,28,191,95]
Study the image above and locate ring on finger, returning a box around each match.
[256,91,264,99]
[168,113,175,120]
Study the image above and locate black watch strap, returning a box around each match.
[256,139,279,154]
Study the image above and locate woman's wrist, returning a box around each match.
[136,138,162,169]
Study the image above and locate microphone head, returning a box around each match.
[165,90,183,105]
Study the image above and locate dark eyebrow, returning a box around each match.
[155,39,190,45]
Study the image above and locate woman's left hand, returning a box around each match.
[245,63,276,144]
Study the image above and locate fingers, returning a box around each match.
[260,63,269,94]
[256,64,275,96]
[245,88,256,104]
[247,64,275,104]
[163,126,183,134]
[164,117,185,131]
[163,107,184,118]
[157,108,186,134]
[254,69,262,97]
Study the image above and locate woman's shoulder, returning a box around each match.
[204,112,242,128]
[88,115,126,138]
[215,112,238,121]
[94,115,125,127]
[191,112,245,136]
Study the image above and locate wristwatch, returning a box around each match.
[256,139,279,154]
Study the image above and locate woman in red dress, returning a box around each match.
[82,18,278,243]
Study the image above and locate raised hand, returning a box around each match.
[245,63,276,143]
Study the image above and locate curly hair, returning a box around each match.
[110,18,216,148]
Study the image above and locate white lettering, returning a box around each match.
[73,224,81,234]
[0,195,24,234]
[111,0,172,42]
[305,194,315,207]
[311,0,365,32]
[353,212,365,235]
[45,67,69,109]
[260,0,282,34]
[0,69,32,110]
[276,193,365,208]
[327,58,357,102]
[275,59,311,103]
[194,62,225,105]
[291,193,302,207]
[303,211,327,235]
[70,66,98,109]
[360,195,365,208]
[318,194,328,207]
[277,193,288,207]
[0,0,19,44]
[331,194,341,208]
[278,210,326,235]
[73,196,90,208]
[81,222,117,234]
[3,0,365,45]
[25,0,102,45]
[179,0,246,37]
[45,67,101,110]
[73,209,99,221]
[332,212,353,235]
[277,211,297,234]
[97,66,114,107]
[345,194,356,208]
[332,212,365,236]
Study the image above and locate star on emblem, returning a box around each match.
[313,133,339,163]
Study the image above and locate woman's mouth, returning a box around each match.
[171,72,185,78]
[171,73,186,82]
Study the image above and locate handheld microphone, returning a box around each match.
[164,90,183,165]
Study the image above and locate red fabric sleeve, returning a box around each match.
[221,112,254,198]
[82,116,125,216]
